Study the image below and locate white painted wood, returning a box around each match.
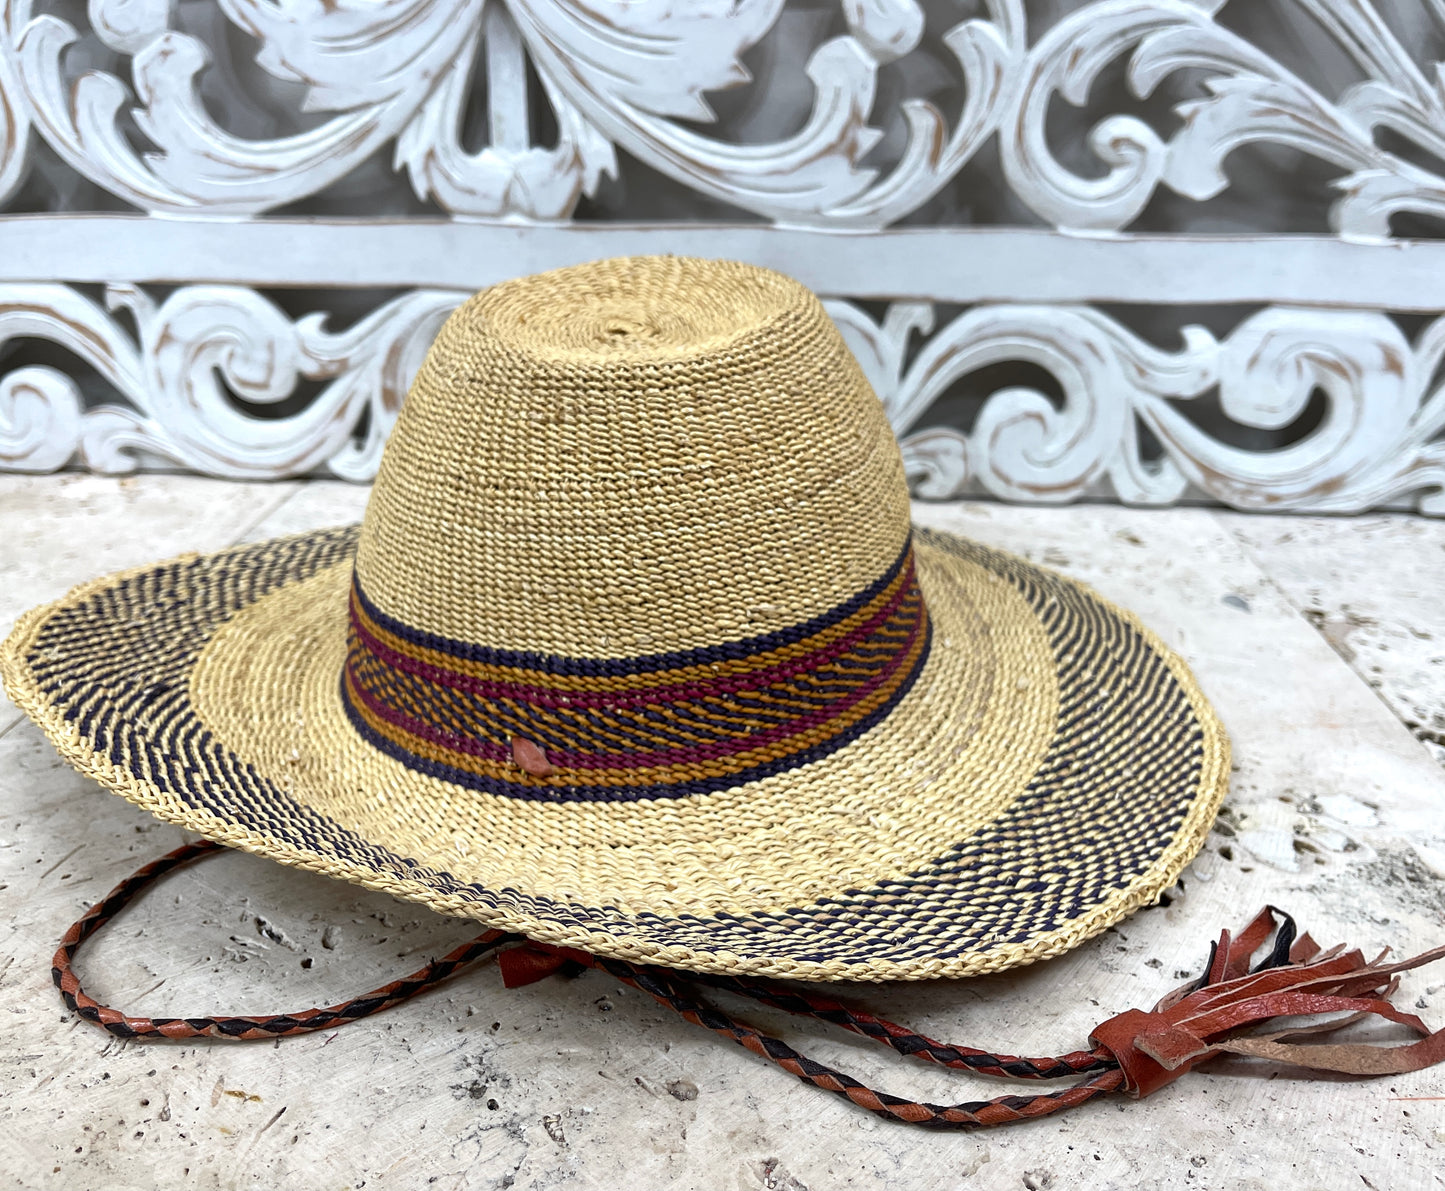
[0,1,1445,511]
[0,284,459,479]
[999,0,1445,238]
[5,0,1445,233]
[2,477,1442,1189]
[9,219,1445,307]
[483,4,530,157]
[838,299,1445,511]
[0,3,1442,510]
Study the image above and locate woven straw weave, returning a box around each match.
[0,256,1230,981]
[359,255,909,655]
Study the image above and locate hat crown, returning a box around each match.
[354,256,912,658]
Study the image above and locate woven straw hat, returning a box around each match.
[2,256,1228,983]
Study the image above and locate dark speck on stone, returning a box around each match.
[666,1079,699,1101]
[1221,594,1250,613]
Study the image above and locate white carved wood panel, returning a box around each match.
[1,0,1443,513]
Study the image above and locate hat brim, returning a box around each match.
[1,525,1228,982]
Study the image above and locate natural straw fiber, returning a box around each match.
[0,256,1230,982]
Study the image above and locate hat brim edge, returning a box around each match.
[0,528,1231,984]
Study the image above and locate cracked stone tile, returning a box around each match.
[1218,511,1445,766]
[238,480,371,543]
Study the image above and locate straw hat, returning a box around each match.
[1,256,1228,983]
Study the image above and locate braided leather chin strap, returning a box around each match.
[54,841,1445,1129]
[53,842,523,1040]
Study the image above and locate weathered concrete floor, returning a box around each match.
[1,476,1443,1191]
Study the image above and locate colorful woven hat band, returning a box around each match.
[341,538,931,799]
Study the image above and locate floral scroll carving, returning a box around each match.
[0,0,1026,222]
[832,298,1445,512]
[1001,0,1445,237]
[5,0,1445,231]
[3,284,1441,512]
[0,284,458,479]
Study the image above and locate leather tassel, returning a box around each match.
[1091,906,1445,1096]
[497,940,592,988]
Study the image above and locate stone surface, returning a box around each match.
[1220,512,1445,768]
[1,478,1443,1191]
[0,474,297,737]
[234,480,371,544]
